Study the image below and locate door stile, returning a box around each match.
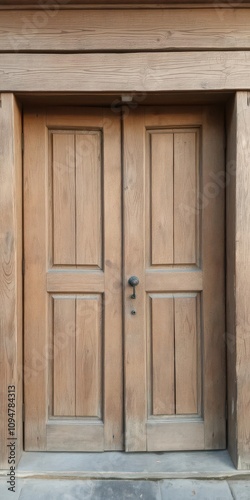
[123,110,147,451]
[102,110,123,450]
[24,111,48,450]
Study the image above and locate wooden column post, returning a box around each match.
[227,91,250,469]
[0,93,22,469]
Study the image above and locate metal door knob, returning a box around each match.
[128,276,139,299]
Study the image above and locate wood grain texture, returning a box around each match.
[151,296,175,416]
[234,92,250,469]
[0,94,22,469]
[24,111,48,451]
[76,296,102,418]
[125,106,225,452]
[47,271,105,293]
[2,0,250,5]
[76,133,102,267]
[124,110,147,452]
[24,108,123,452]
[175,296,198,415]
[150,132,174,265]
[49,109,122,449]
[2,52,250,92]
[126,109,203,452]
[145,270,203,291]
[46,422,104,452]
[226,95,237,468]
[2,8,250,52]
[2,0,250,4]
[102,110,123,450]
[147,421,205,451]
[53,297,76,417]
[174,132,197,264]
[52,133,75,265]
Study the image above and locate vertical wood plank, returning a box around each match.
[53,297,76,417]
[234,92,250,469]
[76,295,102,418]
[24,111,48,450]
[175,296,198,415]
[151,296,175,416]
[124,110,147,451]
[0,94,22,468]
[226,96,237,467]
[52,133,75,265]
[102,111,123,449]
[174,132,197,264]
[76,133,102,267]
[151,133,174,265]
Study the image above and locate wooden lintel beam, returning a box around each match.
[1,1,250,5]
[1,9,250,52]
[0,52,250,92]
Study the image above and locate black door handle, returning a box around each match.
[128,276,139,299]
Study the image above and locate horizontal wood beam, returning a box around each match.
[2,8,250,52]
[1,52,250,92]
[2,1,250,5]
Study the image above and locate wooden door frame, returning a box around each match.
[0,90,249,470]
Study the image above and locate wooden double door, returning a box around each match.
[24,106,226,452]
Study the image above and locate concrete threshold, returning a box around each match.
[1,450,250,480]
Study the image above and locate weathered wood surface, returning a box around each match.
[226,95,237,468]
[124,107,225,452]
[234,92,250,470]
[2,9,250,52]
[0,94,22,468]
[147,421,205,452]
[1,0,250,5]
[1,52,250,92]
[123,111,147,452]
[24,108,123,452]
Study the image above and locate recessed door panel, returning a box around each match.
[149,293,200,418]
